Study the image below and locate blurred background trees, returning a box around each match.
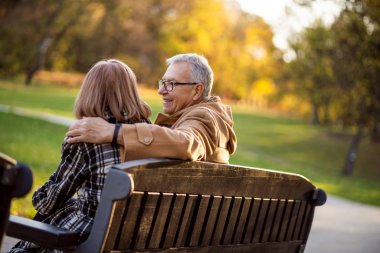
[0,0,379,175]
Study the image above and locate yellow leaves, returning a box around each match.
[277,94,311,117]
[249,78,277,107]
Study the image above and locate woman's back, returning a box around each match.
[8,59,151,253]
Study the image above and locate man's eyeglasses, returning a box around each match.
[158,79,198,92]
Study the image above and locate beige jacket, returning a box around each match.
[121,96,237,164]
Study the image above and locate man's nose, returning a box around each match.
[157,85,167,94]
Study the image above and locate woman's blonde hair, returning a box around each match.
[74,59,151,122]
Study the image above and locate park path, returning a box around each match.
[1,104,380,253]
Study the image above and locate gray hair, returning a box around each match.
[166,53,214,97]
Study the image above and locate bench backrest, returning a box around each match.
[75,158,325,253]
[0,153,33,248]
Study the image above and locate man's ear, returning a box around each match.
[192,83,205,100]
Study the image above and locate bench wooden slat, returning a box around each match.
[161,194,187,248]
[116,241,304,253]
[277,200,294,242]
[103,199,127,250]
[188,195,210,246]
[117,192,144,249]
[198,196,222,246]
[261,199,279,242]
[285,200,301,241]
[242,197,261,244]
[210,196,232,245]
[299,202,313,241]
[134,192,160,249]
[293,200,307,240]
[252,199,270,243]
[270,199,287,242]
[222,196,242,245]
[175,194,198,247]
[148,193,173,248]
[232,197,252,244]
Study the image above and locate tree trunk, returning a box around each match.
[370,121,380,143]
[311,104,320,125]
[25,37,52,85]
[342,125,364,176]
[24,2,86,85]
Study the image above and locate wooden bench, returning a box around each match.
[6,158,326,253]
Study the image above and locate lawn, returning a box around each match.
[1,79,379,217]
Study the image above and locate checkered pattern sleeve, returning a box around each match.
[32,139,87,215]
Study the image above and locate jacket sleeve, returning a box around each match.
[121,109,218,161]
[32,141,87,215]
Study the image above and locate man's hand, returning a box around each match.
[66,117,114,144]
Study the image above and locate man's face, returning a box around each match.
[158,62,199,115]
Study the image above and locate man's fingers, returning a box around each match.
[65,117,110,144]
[66,135,83,144]
[66,129,80,138]
[69,119,86,131]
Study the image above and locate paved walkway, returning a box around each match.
[0,104,75,127]
[306,195,380,253]
[1,105,380,252]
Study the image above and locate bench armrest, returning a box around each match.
[7,215,80,249]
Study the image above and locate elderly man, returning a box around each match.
[67,53,236,163]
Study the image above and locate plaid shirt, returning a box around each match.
[9,117,150,253]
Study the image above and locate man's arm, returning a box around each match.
[66,117,121,144]
[120,122,208,161]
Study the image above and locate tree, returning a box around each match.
[290,0,380,175]
[0,0,280,99]
[287,21,336,124]
[330,7,380,175]
[0,0,89,84]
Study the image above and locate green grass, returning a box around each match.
[1,78,379,218]
[0,79,78,117]
[0,112,67,217]
[0,79,163,120]
[230,111,380,206]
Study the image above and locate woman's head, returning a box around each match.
[74,59,151,122]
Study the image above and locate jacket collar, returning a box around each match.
[155,96,221,126]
